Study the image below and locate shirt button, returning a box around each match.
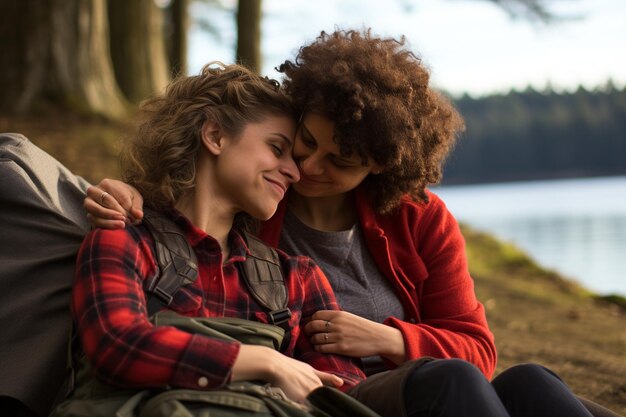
[198,377,209,387]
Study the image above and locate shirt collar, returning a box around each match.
[166,209,249,263]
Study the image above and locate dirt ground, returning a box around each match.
[466,226,626,414]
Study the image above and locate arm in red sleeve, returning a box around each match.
[72,227,240,390]
[384,193,497,378]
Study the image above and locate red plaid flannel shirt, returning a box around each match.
[72,211,365,391]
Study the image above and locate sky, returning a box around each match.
[188,0,626,97]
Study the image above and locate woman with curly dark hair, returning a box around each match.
[85,30,618,417]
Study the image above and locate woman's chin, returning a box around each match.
[292,183,322,197]
[248,205,278,221]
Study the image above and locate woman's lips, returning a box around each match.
[265,178,287,199]
[298,173,326,186]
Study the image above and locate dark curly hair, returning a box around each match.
[121,62,294,211]
[278,29,464,213]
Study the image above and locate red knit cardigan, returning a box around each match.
[259,187,497,378]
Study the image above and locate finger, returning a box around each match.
[311,331,333,346]
[101,193,128,218]
[313,340,344,355]
[128,190,144,222]
[305,319,334,335]
[311,310,336,321]
[115,187,143,222]
[90,181,133,217]
[99,179,144,223]
[304,319,324,335]
[314,370,343,388]
[86,186,128,218]
[84,197,126,220]
[87,214,126,230]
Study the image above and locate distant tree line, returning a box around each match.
[442,82,626,184]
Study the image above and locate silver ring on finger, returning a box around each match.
[100,191,109,206]
[324,332,329,342]
[324,320,331,331]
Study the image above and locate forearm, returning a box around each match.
[231,344,276,382]
[73,229,241,390]
[376,323,406,365]
[78,309,241,389]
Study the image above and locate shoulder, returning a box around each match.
[275,247,316,274]
[379,189,454,229]
[273,248,329,289]
[274,249,336,309]
[83,223,152,245]
[79,224,157,265]
[397,189,447,214]
[361,189,463,255]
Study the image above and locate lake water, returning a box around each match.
[434,176,626,296]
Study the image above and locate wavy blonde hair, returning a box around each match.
[121,62,295,211]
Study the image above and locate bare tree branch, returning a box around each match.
[468,0,573,23]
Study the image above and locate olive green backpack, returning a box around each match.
[55,310,379,417]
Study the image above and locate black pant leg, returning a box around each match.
[403,358,510,417]
[492,363,594,417]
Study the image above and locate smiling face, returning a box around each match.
[291,113,380,199]
[210,114,300,220]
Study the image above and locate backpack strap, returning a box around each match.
[141,209,199,316]
[141,210,291,346]
[239,230,292,330]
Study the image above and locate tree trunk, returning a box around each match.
[108,0,170,104]
[236,0,262,72]
[0,0,128,119]
[168,0,189,76]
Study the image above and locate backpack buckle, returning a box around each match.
[152,286,174,306]
[268,308,292,325]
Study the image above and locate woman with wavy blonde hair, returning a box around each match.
[55,62,369,416]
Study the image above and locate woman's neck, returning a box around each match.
[288,191,357,231]
[175,191,234,258]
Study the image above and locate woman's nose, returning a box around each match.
[299,153,324,176]
[281,157,301,183]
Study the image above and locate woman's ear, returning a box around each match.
[201,121,224,155]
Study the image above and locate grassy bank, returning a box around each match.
[2,115,625,413]
[465,225,626,413]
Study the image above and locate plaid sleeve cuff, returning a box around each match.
[172,334,241,390]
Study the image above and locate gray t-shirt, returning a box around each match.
[279,209,405,375]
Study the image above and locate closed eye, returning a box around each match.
[271,143,283,156]
[301,135,316,149]
[268,133,292,157]
[329,156,361,168]
[299,125,317,148]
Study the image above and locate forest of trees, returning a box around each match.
[443,83,626,184]
[0,0,261,119]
